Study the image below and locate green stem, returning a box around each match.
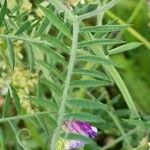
[50,21,79,150]
[0,111,50,123]
[0,34,52,47]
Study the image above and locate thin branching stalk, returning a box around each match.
[0,111,50,123]
[50,20,79,150]
[0,34,52,47]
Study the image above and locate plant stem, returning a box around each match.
[0,34,52,47]
[0,111,50,123]
[50,20,79,150]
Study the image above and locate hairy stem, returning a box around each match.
[50,20,79,150]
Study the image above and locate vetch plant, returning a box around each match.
[57,121,97,150]
[0,0,149,150]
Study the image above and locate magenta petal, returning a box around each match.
[63,121,98,150]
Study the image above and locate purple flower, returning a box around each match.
[62,121,98,150]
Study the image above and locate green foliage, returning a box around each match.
[60,133,96,144]
[80,24,130,33]
[0,0,149,150]
[78,38,125,47]
[109,42,142,55]
[0,0,7,26]
[7,38,15,69]
[39,5,72,38]
[15,21,31,35]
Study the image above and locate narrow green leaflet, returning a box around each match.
[78,39,125,47]
[70,79,112,87]
[41,34,70,52]
[33,44,67,65]
[109,42,142,55]
[64,112,104,123]
[77,55,119,66]
[80,24,129,33]
[73,68,112,81]
[67,98,109,110]
[10,86,21,114]
[25,43,34,71]
[36,60,65,81]
[37,81,43,98]
[2,91,10,117]
[15,21,31,35]
[60,133,96,144]
[0,0,7,26]
[7,38,15,69]
[35,17,49,37]
[39,5,71,38]
[40,78,62,96]
[29,96,58,111]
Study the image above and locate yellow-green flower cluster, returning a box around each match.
[12,67,38,113]
[21,0,32,12]
[7,0,32,12]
